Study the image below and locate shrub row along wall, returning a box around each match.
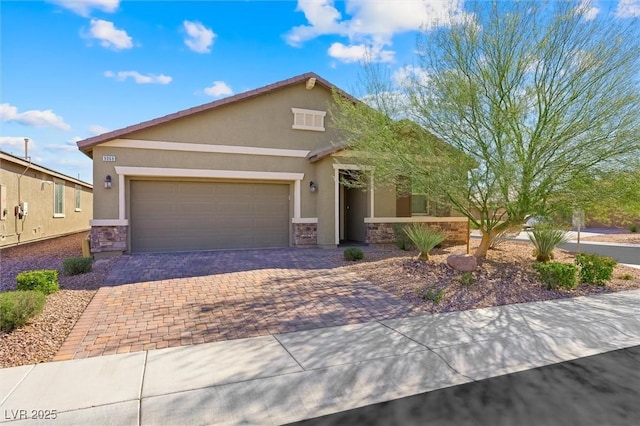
[366,218,469,247]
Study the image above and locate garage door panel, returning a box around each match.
[131,181,289,252]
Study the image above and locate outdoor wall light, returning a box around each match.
[104,175,112,189]
[309,181,318,192]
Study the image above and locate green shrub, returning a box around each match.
[576,253,617,285]
[533,262,578,290]
[343,247,364,261]
[617,273,633,280]
[528,225,568,262]
[404,223,446,261]
[629,223,638,233]
[459,272,475,287]
[420,287,445,304]
[0,290,46,331]
[63,257,93,275]
[16,270,60,295]
[393,224,414,251]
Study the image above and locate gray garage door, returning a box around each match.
[130,180,290,252]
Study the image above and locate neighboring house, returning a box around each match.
[0,150,93,248]
[77,72,467,257]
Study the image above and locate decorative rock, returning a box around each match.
[447,254,478,271]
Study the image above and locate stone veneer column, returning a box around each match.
[90,226,128,254]
[293,223,318,246]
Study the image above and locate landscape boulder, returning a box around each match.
[447,254,478,272]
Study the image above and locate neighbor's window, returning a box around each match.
[291,108,326,131]
[75,185,81,212]
[54,181,64,217]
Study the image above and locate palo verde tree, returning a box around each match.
[332,1,640,257]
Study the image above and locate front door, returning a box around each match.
[340,171,367,243]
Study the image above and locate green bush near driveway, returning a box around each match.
[0,290,46,331]
[533,261,578,290]
[343,247,364,261]
[16,270,60,295]
[576,253,617,286]
[63,257,93,275]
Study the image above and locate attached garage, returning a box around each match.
[130,180,290,253]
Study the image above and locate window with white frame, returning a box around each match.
[54,181,64,217]
[291,108,326,131]
[75,185,81,211]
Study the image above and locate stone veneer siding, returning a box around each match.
[366,221,468,247]
[90,226,128,253]
[293,223,318,246]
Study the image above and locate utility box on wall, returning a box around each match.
[0,184,6,221]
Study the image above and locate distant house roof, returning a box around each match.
[77,72,355,157]
[0,151,93,188]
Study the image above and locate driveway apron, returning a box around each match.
[55,248,420,360]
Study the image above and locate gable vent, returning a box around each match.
[292,108,326,132]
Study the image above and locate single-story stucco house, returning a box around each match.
[77,72,467,256]
[1,150,93,248]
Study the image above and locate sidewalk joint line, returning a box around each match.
[0,364,35,406]
[138,350,149,426]
[378,321,478,383]
[272,334,306,371]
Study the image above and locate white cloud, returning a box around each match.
[327,42,394,63]
[286,0,471,63]
[616,0,640,17]
[88,124,110,135]
[104,70,172,84]
[183,21,216,53]
[45,141,78,152]
[69,136,83,143]
[577,0,600,21]
[0,136,36,152]
[48,0,119,16]
[87,19,133,50]
[204,81,233,98]
[0,103,71,131]
[392,65,431,88]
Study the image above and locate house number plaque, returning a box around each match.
[102,155,116,162]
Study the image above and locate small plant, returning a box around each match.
[343,247,364,261]
[459,272,475,287]
[489,227,520,250]
[403,223,446,261]
[393,224,414,251]
[0,290,46,331]
[576,253,617,286]
[629,223,638,233]
[528,225,568,262]
[533,262,578,290]
[63,257,93,275]
[16,270,60,295]
[617,273,633,280]
[420,287,445,304]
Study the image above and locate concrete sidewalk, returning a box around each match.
[2,290,639,425]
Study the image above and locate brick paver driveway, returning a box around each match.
[55,248,420,360]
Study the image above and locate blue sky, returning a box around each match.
[1,0,639,184]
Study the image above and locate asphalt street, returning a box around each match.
[290,345,640,426]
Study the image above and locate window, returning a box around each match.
[291,108,326,131]
[54,181,64,217]
[411,194,451,217]
[75,185,81,211]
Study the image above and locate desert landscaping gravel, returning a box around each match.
[0,233,116,367]
[0,232,638,368]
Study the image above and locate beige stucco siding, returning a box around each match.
[1,156,93,248]
[125,84,341,151]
